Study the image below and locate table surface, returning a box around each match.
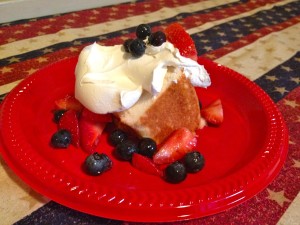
[0,0,299,224]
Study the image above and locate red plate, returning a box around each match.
[0,57,288,222]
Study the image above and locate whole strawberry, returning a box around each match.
[165,23,198,61]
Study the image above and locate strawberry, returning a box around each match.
[201,99,223,125]
[153,127,197,165]
[81,107,112,123]
[58,110,80,147]
[79,118,106,153]
[131,153,163,177]
[165,23,198,61]
[55,94,83,112]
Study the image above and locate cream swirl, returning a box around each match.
[75,42,210,114]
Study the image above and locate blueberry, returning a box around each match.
[123,39,133,53]
[129,39,146,58]
[51,129,71,148]
[165,161,187,183]
[136,24,151,40]
[148,31,166,46]
[184,151,205,173]
[138,138,157,158]
[115,140,138,161]
[109,129,127,146]
[84,153,112,176]
[53,109,66,123]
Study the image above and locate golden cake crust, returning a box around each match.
[114,72,200,144]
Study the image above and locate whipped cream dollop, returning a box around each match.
[75,42,211,114]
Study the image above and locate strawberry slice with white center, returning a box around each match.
[58,110,80,147]
[153,127,197,165]
[201,99,223,125]
[79,118,106,153]
[131,153,163,177]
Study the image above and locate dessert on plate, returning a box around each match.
[51,23,223,183]
[74,24,211,144]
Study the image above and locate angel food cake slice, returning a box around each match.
[114,67,201,144]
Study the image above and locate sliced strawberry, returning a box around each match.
[165,23,198,61]
[201,99,223,125]
[153,127,197,165]
[81,107,112,123]
[55,94,83,112]
[131,153,163,177]
[58,110,80,147]
[79,118,106,153]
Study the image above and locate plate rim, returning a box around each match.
[0,57,289,222]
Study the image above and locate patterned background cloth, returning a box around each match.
[0,0,299,224]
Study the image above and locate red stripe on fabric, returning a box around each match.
[0,0,208,45]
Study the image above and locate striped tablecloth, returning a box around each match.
[0,0,299,224]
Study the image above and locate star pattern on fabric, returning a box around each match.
[284,99,300,108]
[280,65,292,72]
[274,87,288,95]
[265,75,278,81]
[36,57,48,63]
[267,189,291,207]
[7,56,21,63]
[42,48,54,54]
[292,159,300,168]
[6,38,17,43]
[290,77,300,84]
[0,66,13,73]
[26,68,38,75]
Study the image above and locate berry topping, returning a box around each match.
[124,24,167,57]
[109,129,127,146]
[153,127,197,165]
[115,140,138,161]
[165,23,198,61]
[53,109,66,123]
[184,151,205,173]
[136,24,151,40]
[164,161,187,183]
[148,31,166,46]
[58,110,80,147]
[131,153,163,177]
[138,137,157,158]
[84,152,112,176]
[123,39,134,53]
[129,39,146,58]
[51,129,72,148]
[201,99,223,125]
